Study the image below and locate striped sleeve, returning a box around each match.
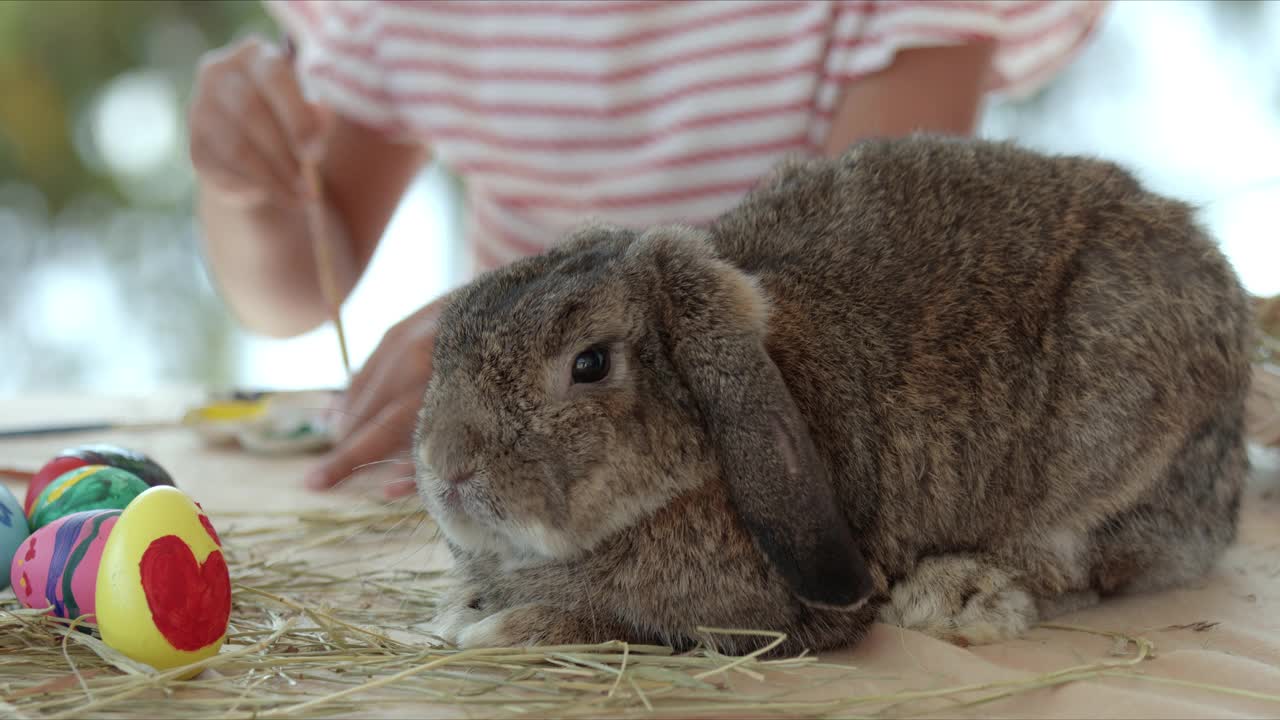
[826,0,1107,98]
[264,0,408,138]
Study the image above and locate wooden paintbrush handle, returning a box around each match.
[301,162,353,380]
[0,466,36,482]
[286,35,353,382]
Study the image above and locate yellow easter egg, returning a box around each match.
[95,486,230,677]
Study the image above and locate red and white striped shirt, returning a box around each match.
[267,0,1106,275]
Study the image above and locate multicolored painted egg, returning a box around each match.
[9,509,120,620]
[1,484,30,591]
[28,466,149,532]
[97,486,230,675]
[25,443,174,517]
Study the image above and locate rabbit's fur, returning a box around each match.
[415,135,1253,655]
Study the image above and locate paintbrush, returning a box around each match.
[0,466,36,481]
[284,34,353,382]
[301,162,353,380]
[0,420,179,441]
[0,389,341,442]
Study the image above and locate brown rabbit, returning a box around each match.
[414,135,1254,655]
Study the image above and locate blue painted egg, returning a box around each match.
[1,484,30,591]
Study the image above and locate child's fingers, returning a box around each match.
[249,44,328,160]
[208,70,299,196]
[337,318,414,434]
[336,305,442,438]
[190,35,297,201]
[333,333,407,439]
[189,131,260,201]
[190,103,289,203]
[304,398,418,490]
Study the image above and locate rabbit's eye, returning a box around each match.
[572,346,610,384]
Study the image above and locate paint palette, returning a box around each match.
[183,390,337,455]
[0,389,339,458]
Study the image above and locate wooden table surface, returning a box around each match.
[3,390,1279,718]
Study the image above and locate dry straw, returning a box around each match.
[3,500,1278,719]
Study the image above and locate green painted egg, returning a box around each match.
[25,443,174,518]
[29,466,149,532]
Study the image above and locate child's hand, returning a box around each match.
[189,36,327,208]
[304,297,450,498]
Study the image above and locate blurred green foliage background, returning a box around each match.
[0,1,270,210]
[0,1,272,395]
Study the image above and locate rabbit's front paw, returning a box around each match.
[454,609,527,648]
[454,604,628,649]
[879,555,1036,647]
[427,590,491,646]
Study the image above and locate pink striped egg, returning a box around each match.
[10,509,121,621]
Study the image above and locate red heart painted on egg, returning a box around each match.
[198,515,221,547]
[138,535,231,652]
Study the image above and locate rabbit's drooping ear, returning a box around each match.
[625,227,874,610]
